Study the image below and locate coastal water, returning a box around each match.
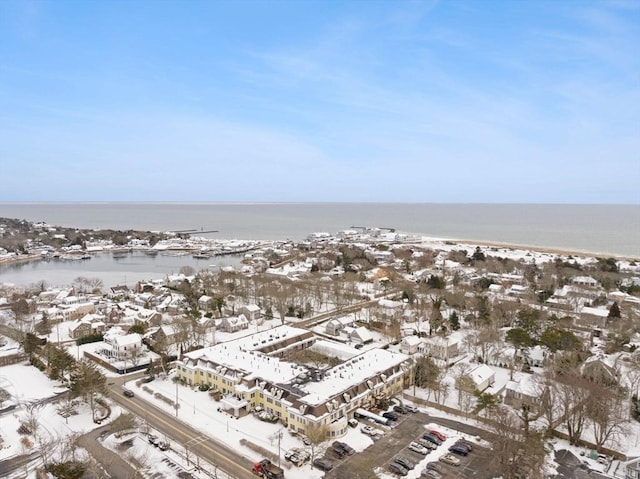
[0,251,243,289]
[1,203,638,256]
[1,203,637,289]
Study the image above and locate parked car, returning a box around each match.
[439,454,461,466]
[348,418,359,428]
[422,470,442,479]
[389,462,408,476]
[425,462,444,473]
[422,433,442,446]
[448,445,469,456]
[159,441,170,451]
[361,425,379,436]
[453,442,471,454]
[394,456,415,470]
[312,458,334,471]
[148,435,160,446]
[405,405,419,413]
[393,405,407,414]
[408,442,429,455]
[417,438,438,450]
[331,444,347,458]
[123,389,134,398]
[383,411,400,421]
[455,440,474,451]
[332,441,355,456]
[429,429,447,441]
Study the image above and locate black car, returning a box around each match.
[313,458,334,471]
[389,462,408,476]
[448,445,469,456]
[393,405,407,414]
[453,441,472,453]
[331,443,347,458]
[456,440,473,451]
[332,441,355,456]
[394,456,415,470]
[123,389,134,398]
[422,433,442,446]
[383,411,400,421]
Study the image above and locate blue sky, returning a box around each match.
[0,0,638,203]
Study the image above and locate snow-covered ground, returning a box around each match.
[0,354,634,479]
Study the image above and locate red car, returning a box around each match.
[430,430,446,441]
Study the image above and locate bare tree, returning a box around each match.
[555,374,590,445]
[305,423,328,466]
[587,383,630,451]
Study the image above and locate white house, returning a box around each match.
[218,315,249,333]
[419,336,460,361]
[350,326,373,345]
[466,364,495,392]
[238,304,262,321]
[99,330,143,360]
[400,335,423,355]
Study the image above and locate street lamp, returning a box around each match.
[175,380,179,417]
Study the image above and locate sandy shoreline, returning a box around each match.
[438,238,639,261]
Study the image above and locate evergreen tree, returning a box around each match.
[449,311,460,331]
[608,302,621,319]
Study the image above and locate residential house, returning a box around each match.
[523,345,549,368]
[419,336,460,361]
[582,357,619,386]
[578,306,609,329]
[400,335,423,355]
[325,315,355,336]
[504,374,543,411]
[238,304,262,321]
[466,364,495,392]
[147,325,179,348]
[101,330,143,360]
[624,458,640,479]
[350,326,373,345]
[68,314,106,339]
[218,315,250,333]
[198,295,213,311]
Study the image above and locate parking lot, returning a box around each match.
[324,411,503,479]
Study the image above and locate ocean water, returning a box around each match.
[0,202,638,257]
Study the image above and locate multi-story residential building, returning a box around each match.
[176,325,410,439]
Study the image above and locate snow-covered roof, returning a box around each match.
[113,333,142,347]
[297,349,408,406]
[402,335,423,346]
[350,326,373,342]
[466,364,495,386]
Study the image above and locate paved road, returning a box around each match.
[0,452,39,478]
[77,424,141,479]
[107,374,253,479]
[553,450,609,479]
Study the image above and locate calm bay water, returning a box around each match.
[0,251,243,289]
